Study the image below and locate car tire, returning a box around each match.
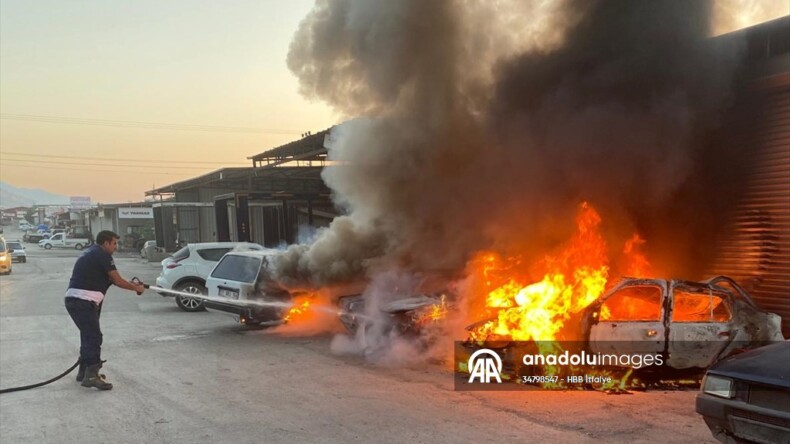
[174,281,207,312]
[75,243,84,251]
[21,258,26,263]
[44,244,52,250]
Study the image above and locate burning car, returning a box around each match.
[203,250,294,326]
[336,272,457,352]
[469,275,783,375]
[579,275,783,370]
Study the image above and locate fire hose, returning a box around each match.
[0,277,150,395]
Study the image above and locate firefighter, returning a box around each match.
[64,230,145,390]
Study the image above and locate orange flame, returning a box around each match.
[283,296,312,322]
[469,202,613,343]
[464,202,661,390]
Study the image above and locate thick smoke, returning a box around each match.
[277,0,743,289]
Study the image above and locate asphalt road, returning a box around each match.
[0,226,717,444]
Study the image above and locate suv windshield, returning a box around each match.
[7,242,22,249]
[211,255,262,283]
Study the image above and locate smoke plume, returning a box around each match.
[277,0,744,290]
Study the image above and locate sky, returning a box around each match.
[0,0,787,204]
[0,0,336,203]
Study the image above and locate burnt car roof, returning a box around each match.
[600,275,760,306]
[706,341,790,389]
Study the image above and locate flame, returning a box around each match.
[283,296,312,322]
[469,202,613,343]
[623,234,652,278]
[464,202,659,390]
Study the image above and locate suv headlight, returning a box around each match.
[702,374,734,398]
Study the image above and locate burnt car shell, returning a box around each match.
[696,341,790,444]
[580,276,783,370]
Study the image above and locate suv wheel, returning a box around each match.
[174,281,207,312]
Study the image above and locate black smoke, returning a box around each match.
[278,0,745,287]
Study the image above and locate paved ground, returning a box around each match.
[0,226,717,444]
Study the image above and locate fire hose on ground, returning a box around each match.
[0,277,151,394]
[0,277,343,394]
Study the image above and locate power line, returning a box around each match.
[1,158,226,171]
[1,151,249,166]
[0,113,303,135]
[0,162,186,176]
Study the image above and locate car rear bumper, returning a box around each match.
[204,298,285,322]
[155,276,172,296]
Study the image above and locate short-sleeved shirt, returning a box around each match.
[67,245,117,295]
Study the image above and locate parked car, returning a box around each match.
[38,232,92,250]
[203,249,293,325]
[578,276,784,369]
[696,341,790,444]
[140,240,157,259]
[6,241,26,263]
[0,238,12,274]
[155,242,265,312]
[464,276,783,374]
[23,232,48,243]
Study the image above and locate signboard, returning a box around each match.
[70,196,92,210]
[118,207,154,219]
[45,206,67,217]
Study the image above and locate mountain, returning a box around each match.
[0,181,71,208]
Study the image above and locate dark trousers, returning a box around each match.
[64,297,103,366]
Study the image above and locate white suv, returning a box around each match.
[155,242,264,312]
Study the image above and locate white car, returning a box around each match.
[155,242,264,312]
[140,240,157,259]
[6,241,26,263]
[203,250,293,325]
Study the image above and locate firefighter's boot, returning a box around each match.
[81,363,113,390]
[76,362,86,382]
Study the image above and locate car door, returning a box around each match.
[588,280,668,357]
[666,282,733,369]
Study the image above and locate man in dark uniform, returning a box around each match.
[64,230,145,390]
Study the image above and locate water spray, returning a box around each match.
[134,278,371,319]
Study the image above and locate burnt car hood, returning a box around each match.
[707,341,790,389]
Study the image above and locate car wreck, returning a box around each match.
[336,274,783,378]
[578,275,784,370]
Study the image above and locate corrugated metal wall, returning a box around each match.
[712,83,790,336]
[199,206,216,242]
[177,207,201,244]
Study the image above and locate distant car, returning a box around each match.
[0,238,12,275]
[203,249,293,325]
[6,241,26,263]
[140,240,157,259]
[696,341,790,444]
[155,242,265,312]
[23,232,48,243]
